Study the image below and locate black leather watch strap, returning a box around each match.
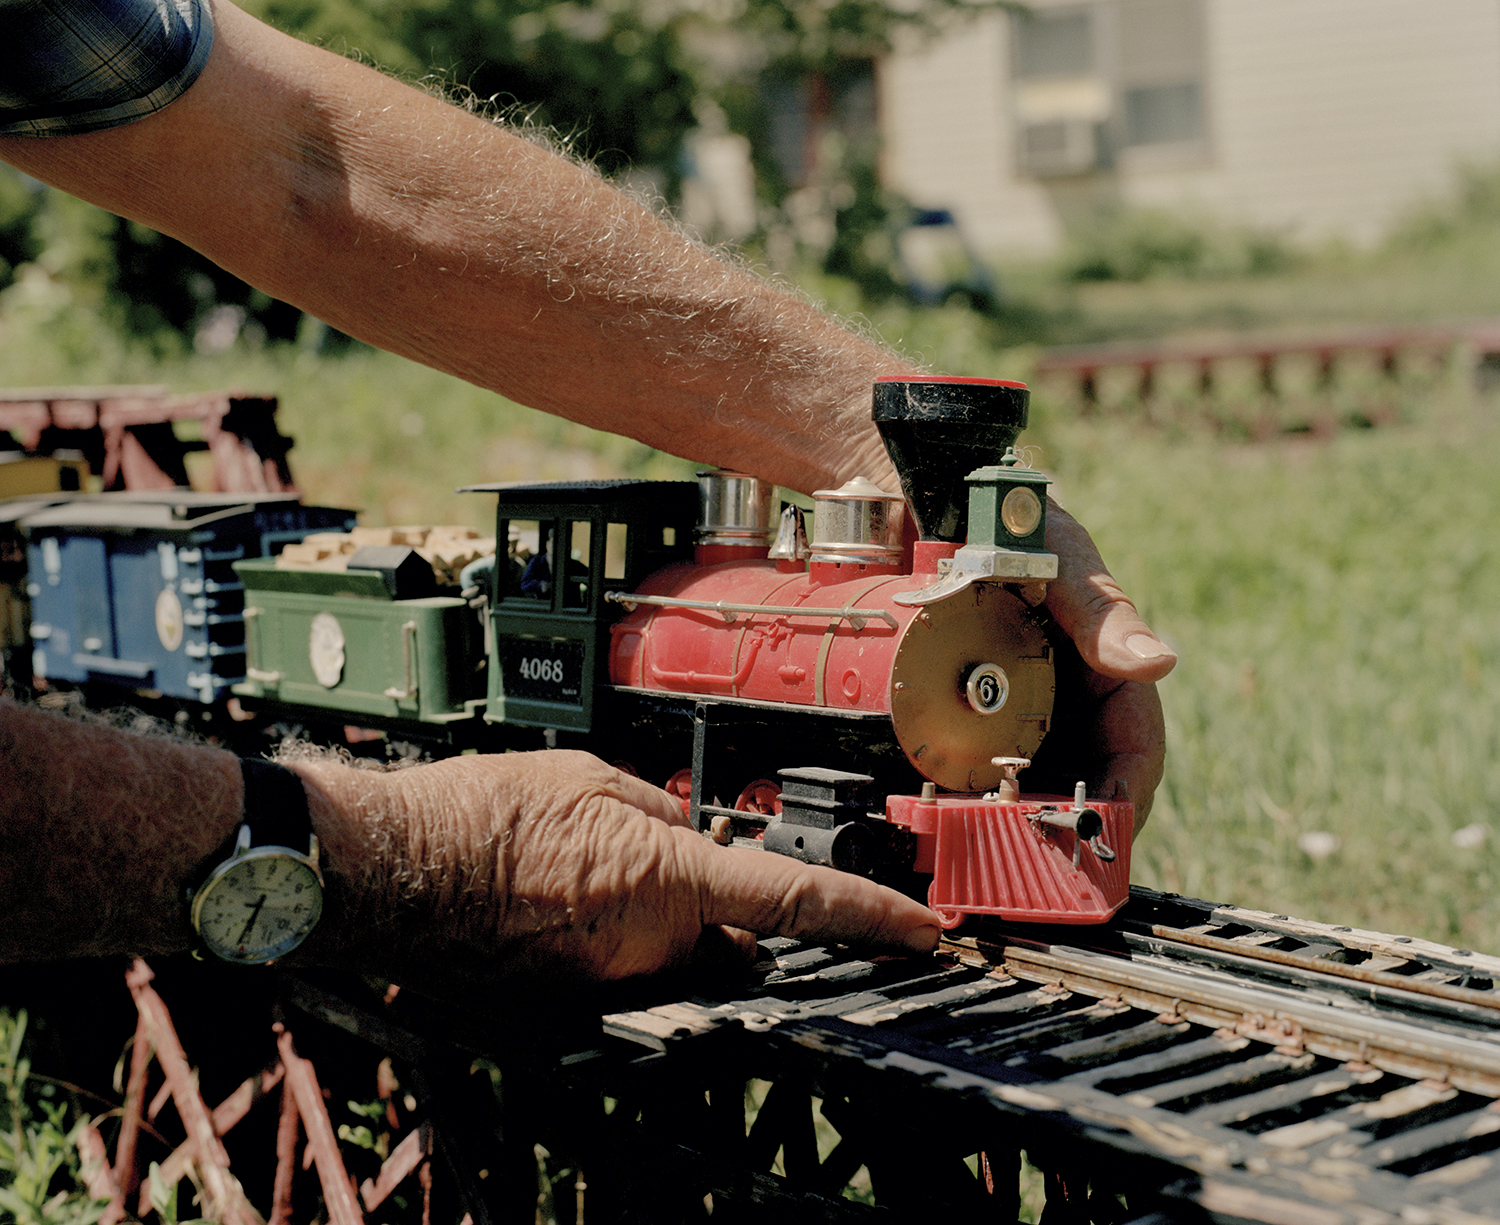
[239,758,313,852]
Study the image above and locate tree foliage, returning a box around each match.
[2,0,1010,346]
[241,0,1002,177]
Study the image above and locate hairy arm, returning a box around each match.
[0,701,938,986]
[0,701,241,961]
[0,0,910,496]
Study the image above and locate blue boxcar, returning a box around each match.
[23,492,355,704]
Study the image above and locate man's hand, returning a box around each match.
[1028,501,1175,837]
[293,751,941,994]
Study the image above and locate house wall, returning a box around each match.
[880,0,1500,257]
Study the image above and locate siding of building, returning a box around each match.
[880,0,1500,256]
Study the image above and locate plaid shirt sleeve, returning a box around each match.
[0,0,214,137]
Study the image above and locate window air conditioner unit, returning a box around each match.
[1018,118,1102,177]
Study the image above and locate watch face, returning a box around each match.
[191,848,323,964]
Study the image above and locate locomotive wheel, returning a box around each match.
[664,767,694,818]
[889,583,1055,792]
[734,779,783,816]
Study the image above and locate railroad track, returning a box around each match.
[285,887,1500,1223]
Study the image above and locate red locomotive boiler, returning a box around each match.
[608,376,1131,926]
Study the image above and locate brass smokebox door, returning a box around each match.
[889,583,1054,792]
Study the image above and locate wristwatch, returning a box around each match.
[189,759,325,964]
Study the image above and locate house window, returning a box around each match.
[1117,0,1205,149]
[1123,81,1203,145]
[1010,7,1109,177]
[1010,0,1206,176]
[1013,8,1095,79]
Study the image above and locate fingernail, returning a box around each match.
[905,924,940,952]
[1126,632,1173,660]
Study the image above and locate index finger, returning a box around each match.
[685,834,941,953]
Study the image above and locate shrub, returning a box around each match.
[1062,205,1299,282]
[0,1010,108,1225]
[1386,156,1500,251]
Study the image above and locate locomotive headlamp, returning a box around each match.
[1000,486,1043,538]
[982,448,1050,551]
[894,450,1056,605]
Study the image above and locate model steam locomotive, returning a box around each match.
[3,376,1131,926]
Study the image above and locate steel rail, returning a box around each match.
[1124,887,1500,980]
[1073,921,1500,1036]
[1148,924,1500,1012]
[946,935,1500,1098]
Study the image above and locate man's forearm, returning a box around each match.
[0,0,917,495]
[0,700,501,972]
[0,700,242,960]
[0,703,940,985]
[0,701,417,966]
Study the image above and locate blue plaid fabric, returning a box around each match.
[0,0,213,136]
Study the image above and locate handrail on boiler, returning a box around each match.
[604,590,898,631]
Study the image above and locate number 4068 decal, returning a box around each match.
[497,635,584,702]
[518,656,566,684]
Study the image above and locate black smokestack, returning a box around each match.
[872,376,1030,542]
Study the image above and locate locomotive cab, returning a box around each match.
[462,479,697,733]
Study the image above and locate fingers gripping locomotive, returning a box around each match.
[602,376,1132,926]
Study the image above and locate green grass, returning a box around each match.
[0,1012,107,1225]
[1032,228,1500,343]
[1037,382,1500,948]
